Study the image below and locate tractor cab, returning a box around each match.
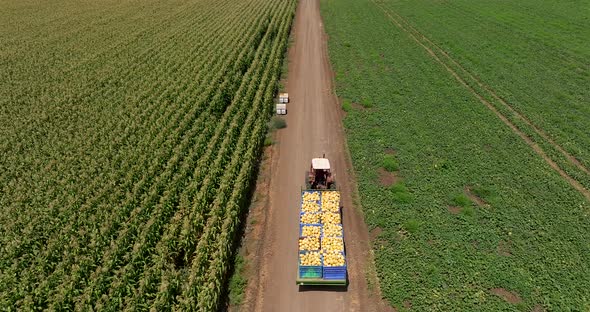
[307,155,335,190]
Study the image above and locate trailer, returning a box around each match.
[297,188,347,286]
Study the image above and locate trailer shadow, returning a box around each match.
[298,284,349,292]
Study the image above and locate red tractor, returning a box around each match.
[306,154,335,190]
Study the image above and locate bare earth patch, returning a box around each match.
[497,240,512,256]
[465,186,489,207]
[402,300,412,309]
[352,102,367,110]
[490,288,522,304]
[532,304,546,312]
[386,306,398,312]
[378,167,399,186]
[447,206,461,214]
[384,148,396,155]
[369,226,383,241]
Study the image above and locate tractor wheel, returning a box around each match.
[305,171,312,189]
[329,181,336,190]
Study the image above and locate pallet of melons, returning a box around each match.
[299,236,320,251]
[299,251,323,266]
[301,201,320,213]
[320,211,341,224]
[322,191,340,202]
[322,250,346,267]
[322,223,343,237]
[321,237,344,252]
[300,212,320,224]
[321,191,340,211]
[302,191,320,202]
[321,200,339,212]
[300,224,322,237]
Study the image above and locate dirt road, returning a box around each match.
[241,0,385,310]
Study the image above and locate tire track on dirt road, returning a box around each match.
[370,0,590,202]
[240,0,390,311]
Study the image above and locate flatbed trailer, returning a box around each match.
[297,189,348,286]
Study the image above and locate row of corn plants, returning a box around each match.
[0,0,230,262]
[5,2,248,307]
[0,0,234,288]
[60,1,274,307]
[187,4,294,311]
[63,1,277,310]
[84,5,281,310]
[0,0,296,310]
[115,2,292,309]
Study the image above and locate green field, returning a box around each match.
[0,0,294,310]
[321,0,590,310]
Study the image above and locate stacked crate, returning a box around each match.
[299,191,322,278]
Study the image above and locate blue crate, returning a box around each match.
[299,251,323,279]
[322,252,347,280]
[300,201,321,214]
[301,191,321,205]
[319,204,342,214]
[299,212,321,224]
[320,236,345,253]
[321,223,344,238]
[300,199,321,210]
[299,224,322,237]
[319,211,342,225]
[298,236,320,251]
[302,190,321,198]
[318,204,340,213]
[323,265,347,280]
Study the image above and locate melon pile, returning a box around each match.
[300,251,322,266]
[323,251,346,267]
[299,190,346,270]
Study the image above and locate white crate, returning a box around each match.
[279,93,289,103]
[276,103,287,115]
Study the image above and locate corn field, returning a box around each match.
[0,0,295,310]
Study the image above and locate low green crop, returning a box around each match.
[321,0,590,309]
